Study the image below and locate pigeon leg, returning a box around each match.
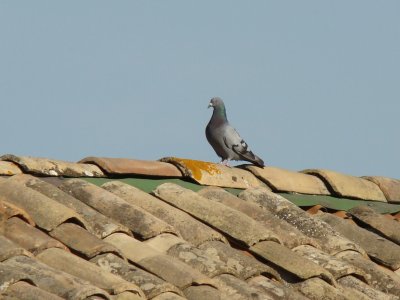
[220,159,231,167]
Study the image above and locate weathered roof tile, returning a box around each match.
[1,255,111,299]
[160,157,264,189]
[1,281,64,300]
[1,154,105,177]
[182,285,221,300]
[0,161,22,176]
[90,252,184,299]
[198,240,281,281]
[59,179,178,239]
[0,235,33,262]
[0,199,34,225]
[250,241,335,284]
[154,183,281,246]
[199,186,318,249]
[22,175,131,238]
[302,169,387,201]
[239,187,366,255]
[349,205,400,245]
[243,165,330,195]
[4,217,67,255]
[363,176,400,203]
[145,233,232,278]
[152,292,187,300]
[318,212,400,270]
[102,180,227,245]
[49,222,122,259]
[0,177,88,231]
[295,277,347,300]
[293,244,368,281]
[36,247,145,298]
[80,156,182,177]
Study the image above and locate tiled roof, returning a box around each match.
[1,154,400,299]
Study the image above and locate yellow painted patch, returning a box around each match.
[174,158,222,181]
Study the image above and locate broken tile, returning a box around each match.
[4,217,67,255]
[154,183,281,247]
[250,241,335,284]
[0,235,32,262]
[21,175,130,238]
[37,247,144,298]
[104,233,215,290]
[336,250,400,296]
[295,277,347,300]
[91,253,184,299]
[160,157,264,189]
[348,205,400,244]
[293,244,368,280]
[243,165,330,195]
[302,169,386,201]
[0,154,104,177]
[2,281,64,300]
[338,275,398,300]
[198,186,318,249]
[363,176,400,203]
[239,187,365,255]
[0,178,88,231]
[59,179,177,239]
[198,241,280,281]
[145,233,231,277]
[0,161,21,176]
[318,213,400,270]
[0,255,110,299]
[50,223,122,259]
[102,180,227,246]
[79,156,182,177]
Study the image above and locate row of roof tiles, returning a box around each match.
[1,154,400,299]
[0,154,399,203]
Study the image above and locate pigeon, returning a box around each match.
[206,97,265,167]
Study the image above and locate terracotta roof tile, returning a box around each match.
[90,253,183,299]
[152,292,186,300]
[0,161,22,176]
[4,217,67,255]
[59,179,178,239]
[154,183,281,246]
[363,176,400,203]
[243,165,331,195]
[318,212,400,270]
[0,199,34,225]
[49,222,122,259]
[80,156,182,177]
[198,186,319,249]
[239,187,366,255]
[0,154,105,177]
[0,235,33,262]
[198,240,281,281]
[0,177,88,231]
[250,241,335,284]
[22,175,131,238]
[102,180,227,245]
[302,169,387,201]
[1,281,64,300]
[160,157,264,189]
[36,247,144,298]
[348,205,400,245]
[182,285,221,300]
[295,277,348,299]
[1,255,111,299]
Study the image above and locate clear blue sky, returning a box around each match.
[1,1,399,178]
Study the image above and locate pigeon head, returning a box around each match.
[208,97,225,109]
[208,97,227,119]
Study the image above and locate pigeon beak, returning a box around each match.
[207,103,213,108]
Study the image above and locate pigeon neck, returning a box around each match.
[213,105,227,121]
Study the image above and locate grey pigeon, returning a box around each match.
[206,97,264,167]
